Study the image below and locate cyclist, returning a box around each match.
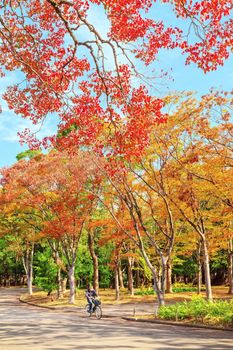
[85,284,97,313]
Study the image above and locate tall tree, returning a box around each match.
[95,153,178,307]
[0,150,100,302]
[0,173,44,294]
[29,150,99,303]
[157,92,233,301]
[0,1,232,154]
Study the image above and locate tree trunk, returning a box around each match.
[140,246,165,308]
[68,264,76,304]
[118,262,124,289]
[135,261,140,288]
[22,242,34,295]
[88,232,99,294]
[228,239,233,294]
[202,237,213,301]
[127,256,134,296]
[197,241,202,294]
[165,257,173,293]
[160,256,168,298]
[115,266,120,300]
[52,249,64,299]
[61,277,67,294]
[57,267,64,299]
[152,271,165,307]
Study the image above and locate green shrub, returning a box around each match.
[135,287,155,296]
[158,296,233,327]
[172,286,197,293]
[172,283,205,293]
[135,283,205,295]
[159,301,190,320]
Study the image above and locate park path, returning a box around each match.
[0,287,233,350]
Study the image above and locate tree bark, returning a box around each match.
[202,237,213,301]
[22,242,34,295]
[61,277,67,294]
[53,248,64,299]
[196,240,202,294]
[153,272,165,307]
[140,243,165,307]
[127,256,134,296]
[68,263,76,304]
[135,261,140,288]
[228,239,233,294]
[118,262,124,289]
[165,257,173,293]
[57,267,64,299]
[115,265,120,300]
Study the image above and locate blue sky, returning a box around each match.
[0,70,58,168]
[0,2,232,168]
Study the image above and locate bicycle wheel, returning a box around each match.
[85,304,92,317]
[94,305,102,319]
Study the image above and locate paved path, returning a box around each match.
[51,299,157,318]
[0,287,233,350]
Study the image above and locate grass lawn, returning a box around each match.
[20,285,233,309]
[19,285,233,328]
[21,287,156,308]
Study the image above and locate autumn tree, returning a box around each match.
[0,181,43,294]
[26,150,100,303]
[0,153,50,294]
[192,91,233,293]
[0,1,232,156]
[0,149,100,302]
[1,2,232,299]
[155,91,233,301]
[0,235,25,286]
[102,203,138,299]
[85,205,109,295]
[93,152,178,307]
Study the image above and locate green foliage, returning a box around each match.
[138,257,153,281]
[98,243,114,288]
[158,296,233,326]
[211,250,227,270]
[75,248,114,288]
[75,242,93,287]
[16,149,42,161]
[34,248,58,294]
[135,283,204,295]
[172,286,196,293]
[172,255,198,281]
[135,287,155,295]
[57,124,78,138]
[172,283,205,293]
[210,250,228,285]
[75,238,114,289]
[0,237,24,284]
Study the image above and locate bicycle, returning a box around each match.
[85,299,102,319]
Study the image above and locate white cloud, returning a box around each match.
[0,108,57,143]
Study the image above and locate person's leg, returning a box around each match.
[87,298,92,312]
[90,299,94,311]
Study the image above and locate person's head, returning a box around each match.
[87,283,92,291]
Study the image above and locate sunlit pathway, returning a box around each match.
[0,287,233,350]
